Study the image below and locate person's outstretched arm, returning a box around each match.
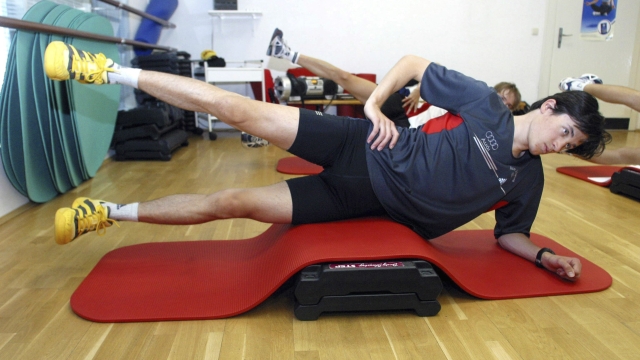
[296,55,378,104]
[364,55,431,150]
[497,233,582,281]
[586,147,640,164]
[584,84,640,112]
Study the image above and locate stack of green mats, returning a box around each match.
[0,0,121,203]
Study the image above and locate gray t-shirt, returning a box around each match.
[366,63,543,239]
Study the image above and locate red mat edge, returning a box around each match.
[555,165,640,186]
[276,156,322,175]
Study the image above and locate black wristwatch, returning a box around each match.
[535,247,555,268]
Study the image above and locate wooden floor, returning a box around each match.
[0,129,639,360]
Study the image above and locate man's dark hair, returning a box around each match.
[530,91,611,159]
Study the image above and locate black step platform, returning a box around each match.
[294,294,441,321]
[293,260,442,320]
[610,168,640,201]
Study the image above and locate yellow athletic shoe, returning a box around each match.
[44,41,115,84]
[54,197,118,245]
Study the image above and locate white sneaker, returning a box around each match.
[558,74,603,91]
[579,74,603,84]
[265,28,298,63]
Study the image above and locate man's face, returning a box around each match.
[499,89,517,111]
[529,110,587,155]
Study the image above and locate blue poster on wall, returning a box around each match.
[581,0,618,41]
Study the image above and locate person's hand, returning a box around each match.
[402,86,422,114]
[542,253,582,281]
[364,101,400,150]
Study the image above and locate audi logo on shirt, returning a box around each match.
[481,131,499,151]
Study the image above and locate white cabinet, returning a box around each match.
[200,9,265,140]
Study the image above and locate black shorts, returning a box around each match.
[285,109,387,224]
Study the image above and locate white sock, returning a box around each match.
[571,81,588,91]
[287,51,299,64]
[102,202,139,222]
[107,64,142,88]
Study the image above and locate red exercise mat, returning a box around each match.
[276,156,322,175]
[71,218,612,322]
[556,165,636,186]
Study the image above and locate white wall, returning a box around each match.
[632,3,640,130]
[158,0,550,105]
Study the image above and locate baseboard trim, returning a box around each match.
[605,118,630,130]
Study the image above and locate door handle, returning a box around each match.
[558,27,573,48]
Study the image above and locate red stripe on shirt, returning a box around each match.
[421,112,464,134]
[486,200,508,212]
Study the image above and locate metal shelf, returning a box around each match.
[207,10,263,48]
[208,10,262,20]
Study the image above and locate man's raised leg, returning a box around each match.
[44,41,300,150]
[135,71,299,150]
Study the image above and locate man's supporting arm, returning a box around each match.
[498,232,582,281]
